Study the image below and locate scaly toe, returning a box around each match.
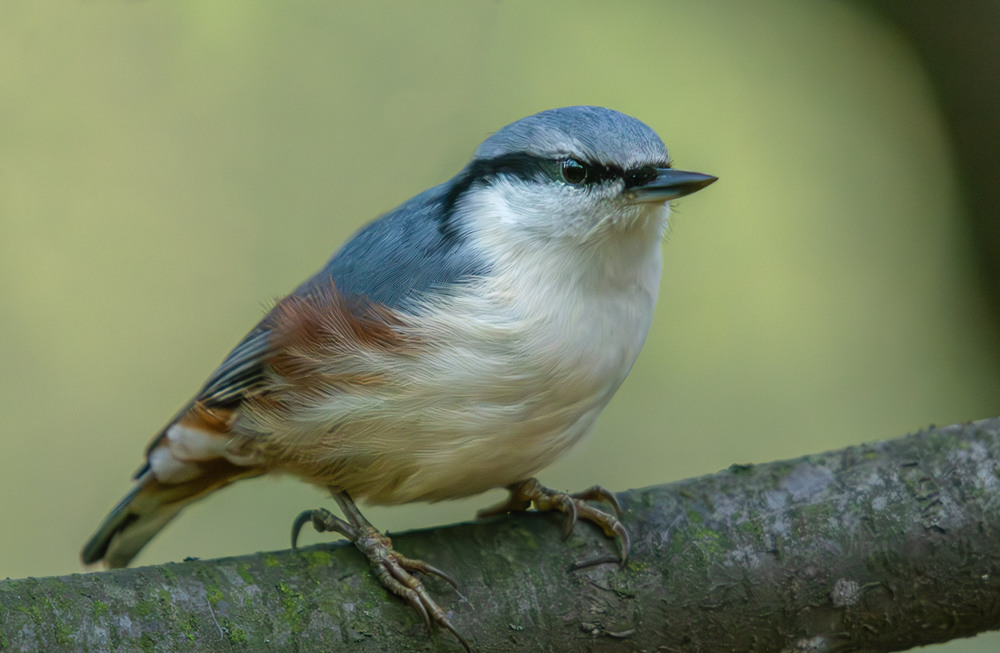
[570,485,624,519]
[496,479,631,565]
[394,553,460,589]
[376,552,469,651]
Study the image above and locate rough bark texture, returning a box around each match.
[3,418,1000,652]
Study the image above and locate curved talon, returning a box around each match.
[394,583,431,629]
[442,620,472,652]
[558,495,578,540]
[613,520,631,565]
[606,493,624,520]
[291,507,356,549]
[290,509,315,549]
[395,554,460,589]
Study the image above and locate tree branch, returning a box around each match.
[3,418,1000,651]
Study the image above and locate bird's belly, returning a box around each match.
[321,313,649,503]
[365,387,614,504]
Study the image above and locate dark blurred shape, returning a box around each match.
[859,1,1000,329]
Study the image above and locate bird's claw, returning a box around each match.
[364,539,468,649]
[292,494,469,652]
[478,478,630,565]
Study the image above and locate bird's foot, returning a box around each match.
[292,491,469,652]
[477,478,630,567]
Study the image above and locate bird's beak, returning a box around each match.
[629,168,718,204]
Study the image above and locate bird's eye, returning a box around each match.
[560,159,588,185]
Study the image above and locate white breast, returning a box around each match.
[365,200,667,502]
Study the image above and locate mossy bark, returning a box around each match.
[3,418,1000,651]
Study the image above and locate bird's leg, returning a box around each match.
[292,490,469,652]
[477,478,630,566]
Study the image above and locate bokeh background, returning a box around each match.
[3,1,998,650]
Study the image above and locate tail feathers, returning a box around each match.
[81,473,194,568]
[82,461,257,568]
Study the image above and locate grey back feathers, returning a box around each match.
[301,181,487,310]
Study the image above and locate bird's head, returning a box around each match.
[444,106,716,247]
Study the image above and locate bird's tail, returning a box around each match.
[82,460,254,568]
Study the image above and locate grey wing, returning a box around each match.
[289,179,486,308]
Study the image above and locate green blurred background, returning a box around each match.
[2,1,998,649]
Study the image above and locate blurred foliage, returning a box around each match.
[1,2,997,650]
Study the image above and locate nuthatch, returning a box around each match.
[82,106,716,649]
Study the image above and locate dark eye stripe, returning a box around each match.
[465,153,554,183]
[460,152,663,188]
[573,160,621,186]
[439,153,666,233]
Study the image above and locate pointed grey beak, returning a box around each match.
[629,168,717,203]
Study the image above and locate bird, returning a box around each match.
[81,105,716,649]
